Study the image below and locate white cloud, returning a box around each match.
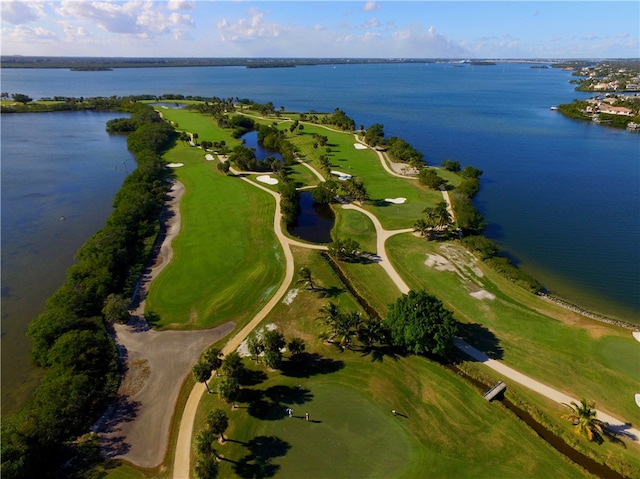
[55,0,193,39]
[2,24,58,42]
[167,0,195,11]
[217,8,280,43]
[1,1,45,25]
[362,1,380,13]
[357,18,380,29]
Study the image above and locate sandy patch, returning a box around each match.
[167,163,184,168]
[353,143,367,150]
[425,254,456,272]
[282,288,299,305]
[205,154,215,161]
[470,289,496,300]
[256,175,279,185]
[385,197,407,204]
[331,170,352,180]
[237,323,278,357]
[440,243,484,278]
[633,331,640,343]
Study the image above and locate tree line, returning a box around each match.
[1,104,177,479]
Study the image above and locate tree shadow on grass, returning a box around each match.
[356,344,405,363]
[245,386,313,421]
[280,352,344,378]
[317,286,345,298]
[456,322,504,360]
[233,436,291,479]
[239,369,268,387]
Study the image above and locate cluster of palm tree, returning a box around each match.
[192,347,246,405]
[194,408,230,479]
[318,302,385,351]
[246,328,307,370]
[414,200,454,240]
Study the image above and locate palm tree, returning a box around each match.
[562,398,605,441]
[193,361,213,394]
[207,409,229,443]
[288,337,306,357]
[433,201,453,230]
[203,346,223,376]
[296,266,316,291]
[318,302,340,326]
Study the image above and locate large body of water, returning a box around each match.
[1,112,132,414]
[2,63,638,412]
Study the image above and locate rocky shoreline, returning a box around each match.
[537,292,638,331]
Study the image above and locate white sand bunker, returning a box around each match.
[167,163,184,168]
[353,143,367,150]
[282,288,299,305]
[470,289,496,300]
[633,331,640,343]
[385,197,407,204]
[205,154,215,161]
[331,171,352,180]
[425,254,456,272]
[256,175,279,185]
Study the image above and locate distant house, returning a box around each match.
[597,104,633,116]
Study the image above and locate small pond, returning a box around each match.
[241,130,283,162]
[288,191,334,244]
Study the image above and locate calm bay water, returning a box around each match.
[1,63,638,411]
[1,112,131,414]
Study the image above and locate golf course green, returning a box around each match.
[107,104,638,479]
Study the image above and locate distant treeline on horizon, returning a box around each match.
[1,55,615,70]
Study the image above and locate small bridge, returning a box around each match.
[483,381,507,401]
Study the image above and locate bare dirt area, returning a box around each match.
[96,180,236,468]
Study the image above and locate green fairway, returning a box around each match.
[145,146,285,329]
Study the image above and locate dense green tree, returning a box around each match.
[327,238,360,262]
[460,165,483,178]
[364,123,385,146]
[12,93,32,104]
[386,136,424,167]
[311,180,337,204]
[385,290,457,358]
[418,168,448,190]
[339,177,369,203]
[461,235,499,260]
[102,293,131,323]
[441,159,461,172]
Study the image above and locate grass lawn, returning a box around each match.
[279,122,445,230]
[385,234,640,440]
[191,268,592,479]
[145,145,285,329]
[154,107,241,147]
[104,107,637,478]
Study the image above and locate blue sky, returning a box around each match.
[2,1,638,59]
